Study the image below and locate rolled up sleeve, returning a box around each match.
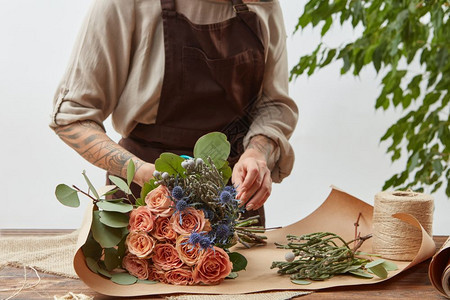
[244,4,298,183]
[50,0,135,131]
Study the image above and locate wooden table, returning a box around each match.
[0,230,447,300]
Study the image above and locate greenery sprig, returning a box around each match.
[271,214,398,285]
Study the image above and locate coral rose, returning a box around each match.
[148,264,165,282]
[175,235,202,266]
[121,253,149,280]
[152,243,184,271]
[129,206,155,232]
[193,247,232,285]
[126,231,156,258]
[153,217,178,242]
[165,267,196,285]
[145,185,174,217]
[170,208,208,235]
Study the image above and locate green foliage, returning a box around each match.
[91,210,124,248]
[229,252,248,272]
[292,0,450,196]
[127,159,135,187]
[110,273,138,285]
[96,201,133,213]
[55,184,80,207]
[155,153,186,176]
[194,132,231,169]
[108,175,131,195]
[291,279,312,285]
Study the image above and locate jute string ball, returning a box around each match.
[372,190,434,261]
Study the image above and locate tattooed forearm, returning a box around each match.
[247,135,277,169]
[54,120,146,179]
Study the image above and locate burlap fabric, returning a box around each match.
[0,231,310,299]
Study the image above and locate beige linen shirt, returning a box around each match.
[50,0,298,183]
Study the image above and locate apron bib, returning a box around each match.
[114,0,266,225]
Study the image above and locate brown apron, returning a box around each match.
[113,0,266,225]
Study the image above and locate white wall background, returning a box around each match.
[0,0,448,234]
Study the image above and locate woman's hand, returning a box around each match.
[54,120,154,186]
[134,162,156,187]
[232,135,277,210]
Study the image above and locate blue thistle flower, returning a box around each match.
[219,191,232,204]
[188,232,203,245]
[215,223,231,241]
[223,185,237,197]
[199,236,213,250]
[176,199,188,212]
[172,186,184,200]
[203,209,214,220]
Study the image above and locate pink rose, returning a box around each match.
[148,264,165,282]
[193,247,232,285]
[175,235,202,266]
[145,185,174,217]
[121,253,149,280]
[129,206,155,232]
[126,231,156,258]
[165,267,196,285]
[153,217,178,242]
[152,243,184,271]
[170,208,208,235]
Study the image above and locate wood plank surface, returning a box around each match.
[0,230,447,300]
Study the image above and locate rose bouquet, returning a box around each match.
[56,132,266,286]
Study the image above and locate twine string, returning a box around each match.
[0,265,41,300]
[372,190,434,261]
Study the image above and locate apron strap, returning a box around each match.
[160,0,175,11]
[231,0,249,13]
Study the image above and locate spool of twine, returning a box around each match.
[372,190,434,261]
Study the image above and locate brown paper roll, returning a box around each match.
[372,190,434,260]
[429,237,450,298]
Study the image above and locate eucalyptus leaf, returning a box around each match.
[104,248,120,271]
[111,273,138,285]
[85,257,99,274]
[108,175,131,194]
[291,279,311,285]
[82,170,99,199]
[381,260,398,271]
[99,211,129,228]
[348,269,374,279]
[97,268,112,278]
[91,211,123,248]
[140,179,158,200]
[218,161,232,184]
[137,279,158,284]
[155,153,185,176]
[365,259,385,268]
[228,252,247,272]
[226,272,239,279]
[82,234,103,260]
[97,201,133,213]
[117,235,127,259]
[135,197,145,207]
[127,159,135,187]
[55,184,80,207]
[193,132,230,169]
[367,264,388,279]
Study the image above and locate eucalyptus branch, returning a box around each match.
[72,185,97,202]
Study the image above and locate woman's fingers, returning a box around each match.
[245,168,272,210]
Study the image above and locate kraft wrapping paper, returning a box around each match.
[429,237,450,298]
[73,186,437,297]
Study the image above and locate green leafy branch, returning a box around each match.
[291,0,450,196]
